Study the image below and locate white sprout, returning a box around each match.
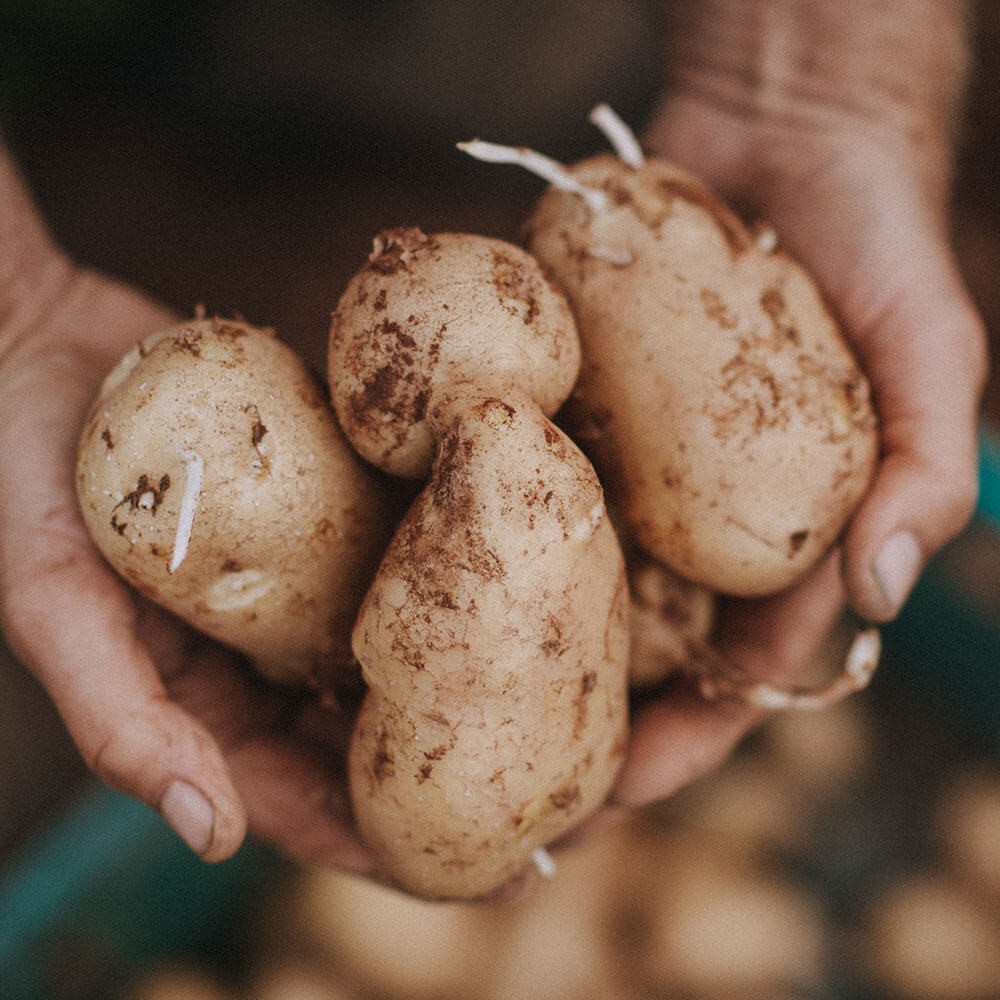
[169,449,205,574]
[588,103,645,169]
[588,244,635,267]
[739,628,881,711]
[532,846,557,879]
[457,139,608,214]
[753,225,779,253]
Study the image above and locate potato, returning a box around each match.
[933,769,1000,905]
[329,227,580,479]
[481,832,636,1000]
[633,828,828,995]
[348,386,629,898]
[627,548,715,689]
[329,232,630,899]
[248,962,360,1000]
[271,864,498,1000]
[521,150,879,596]
[859,873,1000,1000]
[665,751,814,856]
[76,317,394,685]
[124,964,234,1000]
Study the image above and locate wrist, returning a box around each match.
[0,144,75,355]
[652,0,972,206]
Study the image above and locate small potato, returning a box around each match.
[933,769,1000,904]
[76,317,394,685]
[124,964,234,1000]
[272,864,498,1000]
[633,829,828,995]
[523,153,879,596]
[329,227,580,478]
[627,549,715,689]
[248,963,360,1000]
[482,820,652,1000]
[859,872,1000,1000]
[664,751,814,856]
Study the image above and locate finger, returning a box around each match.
[0,526,248,862]
[614,551,844,807]
[164,647,376,872]
[226,737,376,874]
[841,258,988,622]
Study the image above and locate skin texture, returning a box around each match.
[525,153,879,597]
[76,317,393,686]
[330,232,629,898]
[0,0,987,877]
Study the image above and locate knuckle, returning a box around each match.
[84,726,133,788]
[81,695,177,796]
[947,475,980,532]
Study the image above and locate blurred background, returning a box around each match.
[1,2,998,999]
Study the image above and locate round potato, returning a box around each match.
[76,317,394,685]
[329,227,580,479]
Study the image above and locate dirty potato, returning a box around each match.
[76,317,393,685]
[523,152,878,596]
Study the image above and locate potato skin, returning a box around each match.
[524,154,879,596]
[628,551,715,689]
[329,227,580,479]
[76,318,393,684]
[348,387,630,900]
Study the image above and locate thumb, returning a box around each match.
[1,540,248,862]
[841,252,988,622]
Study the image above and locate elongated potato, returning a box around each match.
[76,317,394,685]
[349,386,629,898]
[522,152,879,596]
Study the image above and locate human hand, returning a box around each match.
[0,256,375,871]
[612,0,989,807]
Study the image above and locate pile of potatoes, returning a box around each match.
[76,109,880,901]
[123,683,1000,1000]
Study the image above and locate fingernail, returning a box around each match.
[873,530,922,616]
[161,780,215,856]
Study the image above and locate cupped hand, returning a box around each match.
[613,95,989,808]
[0,263,374,871]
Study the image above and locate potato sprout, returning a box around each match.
[168,449,204,574]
